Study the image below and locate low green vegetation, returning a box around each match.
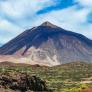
[0,62,92,92]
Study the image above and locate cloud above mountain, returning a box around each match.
[0,0,92,44]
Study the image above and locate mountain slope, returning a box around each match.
[0,21,92,65]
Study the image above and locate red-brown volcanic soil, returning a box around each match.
[81,88,92,92]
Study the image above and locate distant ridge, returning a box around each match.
[0,21,92,66]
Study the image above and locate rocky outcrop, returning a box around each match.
[0,73,49,92]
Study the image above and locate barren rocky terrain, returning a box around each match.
[0,22,92,66]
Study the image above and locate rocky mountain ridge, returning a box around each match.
[0,21,92,66]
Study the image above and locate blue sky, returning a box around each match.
[0,0,92,44]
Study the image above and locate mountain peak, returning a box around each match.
[41,21,58,28]
[0,21,92,66]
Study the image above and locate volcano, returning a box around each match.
[0,21,92,66]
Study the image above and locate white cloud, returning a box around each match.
[0,0,92,44]
[0,19,22,33]
[77,0,92,7]
[0,18,23,43]
[0,0,55,18]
